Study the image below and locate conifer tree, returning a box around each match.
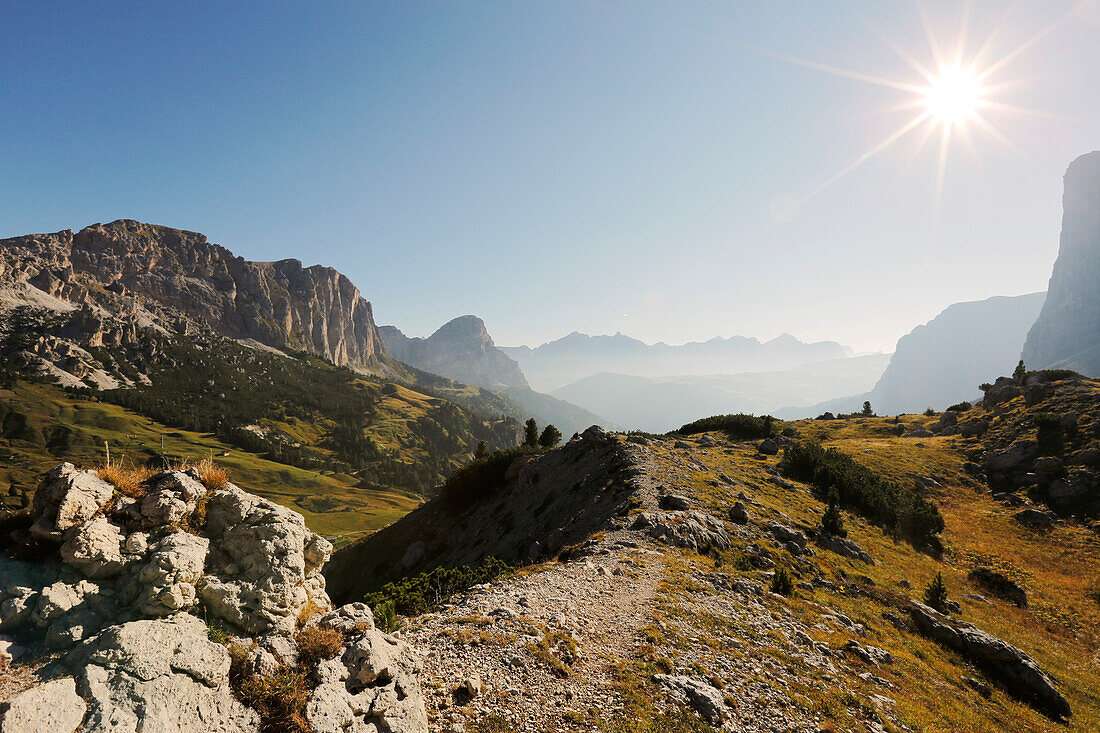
[923,572,950,613]
[538,424,562,448]
[524,418,539,447]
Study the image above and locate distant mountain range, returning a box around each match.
[380,317,608,435]
[552,353,890,432]
[780,292,1046,418]
[501,332,851,392]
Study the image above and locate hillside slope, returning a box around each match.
[326,404,1100,732]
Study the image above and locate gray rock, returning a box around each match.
[757,438,779,456]
[1014,508,1057,530]
[765,523,807,550]
[908,602,1070,719]
[59,614,260,733]
[652,674,727,725]
[0,676,87,733]
[727,501,749,524]
[658,493,691,511]
[199,485,332,634]
[812,531,874,564]
[307,628,428,733]
[648,511,730,553]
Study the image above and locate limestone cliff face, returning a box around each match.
[381,315,529,390]
[1022,152,1100,375]
[0,220,384,368]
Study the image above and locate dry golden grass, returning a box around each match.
[295,626,345,667]
[646,419,1100,732]
[192,456,230,490]
[96,462,156,497]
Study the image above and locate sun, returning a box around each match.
[923,65,983,127]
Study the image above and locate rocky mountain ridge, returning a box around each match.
[381,316,609,435]
[1,220,385,371]
[784,292,1046,418]
[381,316,528,391]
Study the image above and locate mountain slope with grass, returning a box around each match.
[322,385,1100,732]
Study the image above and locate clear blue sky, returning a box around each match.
[2,1,1098,352]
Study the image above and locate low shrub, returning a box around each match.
[193,456,230,489]
[946,401,972,412]
[438,446,541,506]
[296,626,344,668]
[362,557,513,618]
[1034,413,1065,455]
[821,494,847,537]
[770,567,793,596]
[673,414,776,440]
[779,440,944,552]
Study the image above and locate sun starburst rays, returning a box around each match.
[773,1,1092,222]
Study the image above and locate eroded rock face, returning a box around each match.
[59,614,260,733]
[1023,152,1100,375]
[0,220,385,369]
[1,677,87,733]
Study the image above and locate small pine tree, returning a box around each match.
[1013,359,1027,382]
[821,492,846,537]
[538,424,562,448]
[923,572,950,613]
[474,441,487,459]
[524,418,539,447]
[861,401,873,417]
[770,567,793,596]
[924,407,936,417]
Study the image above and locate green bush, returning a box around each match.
[438,445,541,506]
[821,493,847,537]
[1034,413,1064,455]
[946,401,972,412]
[362,557,513,618]
[779,440,944,552]
[674,414,776,440]
[770,567,793,596]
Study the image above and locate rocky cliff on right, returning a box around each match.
[1022,152,1100,374]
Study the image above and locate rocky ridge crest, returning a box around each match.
[0,220,385,375]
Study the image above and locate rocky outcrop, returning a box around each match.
[907,602,1071,719]
[307,604,428,733]
[0,464,429,733]
[0,220,385,369]
[1023,152,1100,375]
[5,463,332,638]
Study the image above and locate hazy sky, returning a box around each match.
[3,1,1098,353]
